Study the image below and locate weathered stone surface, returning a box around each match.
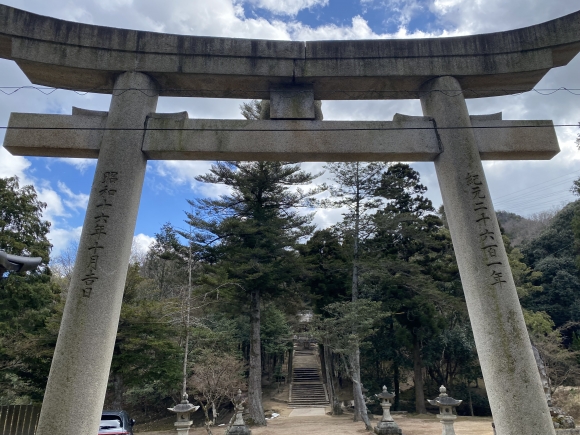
[552,407,576,429]
[1,4,579,98]
[270,86,315,119]
[5,111,105,158]
[374,422,402,435]
[421,76,555,435]
[142,118,441,162]
[34,72,158,435]
[472,119,559,160]
[228,425,252,435]
[5,112,559,162]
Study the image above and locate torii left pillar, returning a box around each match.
[35,72,158,435]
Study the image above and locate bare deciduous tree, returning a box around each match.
[191,352,247,435]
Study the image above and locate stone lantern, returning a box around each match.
[227,389,251,435]
[374,386,401,435]
[168,393,200,435]
[427,386,462,435]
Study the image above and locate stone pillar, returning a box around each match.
[36,72,158,435]
[420,76,555,435]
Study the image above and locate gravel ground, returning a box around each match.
[139,411,494,435]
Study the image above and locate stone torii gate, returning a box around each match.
[2,5,580,435]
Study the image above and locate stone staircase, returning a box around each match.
[288,348,329,408]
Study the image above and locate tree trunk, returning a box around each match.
[413,337,427,414]
[248,288,266,425]
[350,171,370,429]
[350,349,372,430]
[467,383,474,417]
[393,362,400,411]
[202,405,213,435]
[112,372,123,409]
[323,342,342,415]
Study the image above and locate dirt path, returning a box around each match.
[139,411,494,435]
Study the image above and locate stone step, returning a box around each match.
[289,399,328,405]
[292,385,325,389]
[292,387,325,391]
[289,396,327,399]
[291,392,326,396]
[290,398,328,402]
[289,344,328,407]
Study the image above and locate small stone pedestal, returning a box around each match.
[374,386,402,435]
[227,390,251,435]
[168,393,200,435]
[427,386,462,435]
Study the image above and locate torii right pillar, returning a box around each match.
[421,76,555,435]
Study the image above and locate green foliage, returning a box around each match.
[260,305,292,356]
[0,176,51,262]
[523,310,555,336]
[0,176,61,403]
[508,246,543,298]
[313,299,388,356]
[299,228,350,313]
[423,323,480,388]
[142,223,189,299]
[523,202,580,328]
[112,298,182,390]
[187,161,321,295]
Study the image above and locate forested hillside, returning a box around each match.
[496,210,555,247]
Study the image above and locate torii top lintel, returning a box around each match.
[1,5,579,100]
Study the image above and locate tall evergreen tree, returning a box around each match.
[370,164,454,413]
[323,162,387,428]
[185,161,321,424]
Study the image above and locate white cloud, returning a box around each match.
[57,158,96,173]
[37,184,68,220]
[150,160,232,198]
[57,181,90,211]
[430,0,579,35]
[0,146,30,181]
[432,0,463,14]
[290,16,376,40]
[242,0,328,16]
[48,225,83,257]
[132,233,155,257]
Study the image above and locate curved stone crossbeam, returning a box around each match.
[0,5,579,99]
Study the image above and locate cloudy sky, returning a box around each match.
[1,0,579,259]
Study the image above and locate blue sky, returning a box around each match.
[1,0,580,259]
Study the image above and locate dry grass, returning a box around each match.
[553,388,580,420]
